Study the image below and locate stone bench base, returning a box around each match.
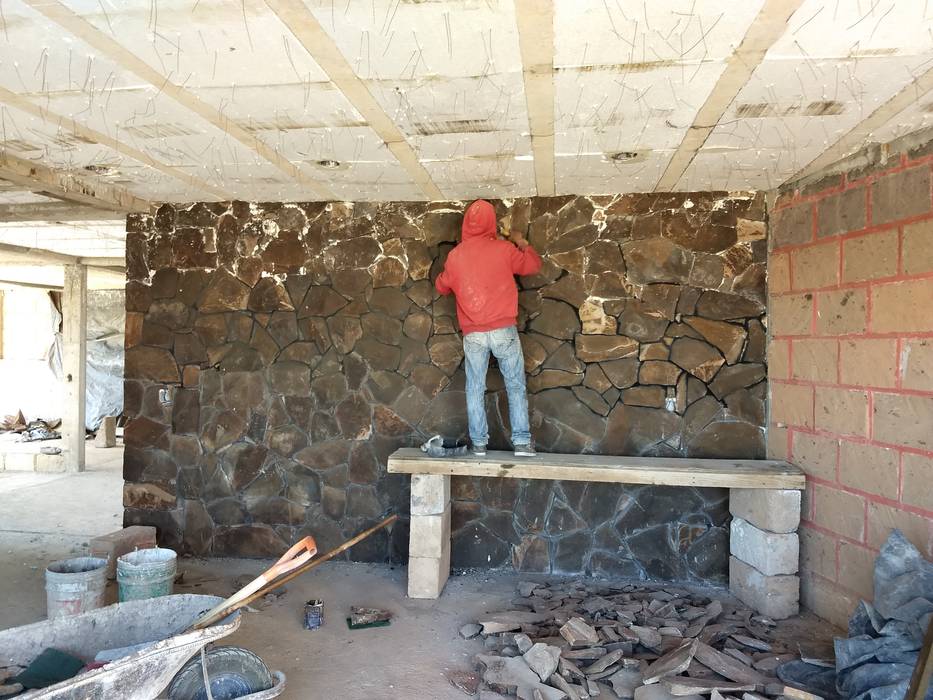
[405,475,803,617]
[391,450,805,617]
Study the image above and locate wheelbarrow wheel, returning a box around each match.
[168,646,274,700]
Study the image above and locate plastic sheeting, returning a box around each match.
[48,290,125,431]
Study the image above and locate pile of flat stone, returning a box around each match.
[458,580,808,700]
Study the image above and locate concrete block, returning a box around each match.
[729,488,801,534]
[90,525,157,579]
[3,452,36,471]
[729,556,799,620]
[409,507,451,559]
[730,517,799,576]
[94,416,117,448]
[410,474,450,515]
[408,546,451,599]
[34,453,65,473]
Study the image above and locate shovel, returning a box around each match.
[189,536,317,631]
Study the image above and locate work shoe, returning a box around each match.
[471,443,487,457]
[514,443,536,457]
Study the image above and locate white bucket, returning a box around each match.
[117,548,177,602]
[45,557,108,620]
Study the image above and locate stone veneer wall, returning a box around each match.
[123,192,768,582]
[768,133,933,627]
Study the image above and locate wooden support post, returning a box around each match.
[62,264,87,472]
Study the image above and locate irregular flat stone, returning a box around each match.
[519,581,541,597]
[550,673,583,700]
[634,684,703,700]
[524,643,562,682]
[515,633,534,654]
[584,649,624,675]
[480,611,550,635]
[692,641,766,685]
[631,626,663,652]
[670,338,725,382]
[460,623,482,639]
[575,334,639,362]
[684,317,746,365]
[608,666,644,698]
[643,639,699,684]
[560,617,600,647]
[446,670,481,696]
[661,677,756,696]
[731,635,771,652]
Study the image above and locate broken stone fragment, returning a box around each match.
[519,581,541,597]
[583,648,624,675]
[630,625,663,652]
[460,623,482,639]
[660,677,756,696]
[524,643,562,682]
[642,639,699,684]
[560,617,600,648]
[445,669,481,696]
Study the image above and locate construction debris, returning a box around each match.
[463,579,817,700]
[777,529,933,700]
[347,607,392,629]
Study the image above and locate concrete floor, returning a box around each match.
[0,445,838,699]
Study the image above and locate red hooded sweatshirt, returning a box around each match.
[435,200,542,335]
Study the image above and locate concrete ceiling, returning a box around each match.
[0,0,931,210]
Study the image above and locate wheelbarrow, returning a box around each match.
[0,594,284,699]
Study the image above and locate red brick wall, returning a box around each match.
[768,151,933,627]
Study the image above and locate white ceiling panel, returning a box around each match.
[0,0,931,208]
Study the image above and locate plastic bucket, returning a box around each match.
[117,548,177,602]
[45,557,108,620]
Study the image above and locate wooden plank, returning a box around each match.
[0,150,148,213]
[387,449,806,490]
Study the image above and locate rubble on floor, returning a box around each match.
[780,529,932,700]
[458,579,807,700]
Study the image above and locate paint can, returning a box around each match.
[303,599,324,630]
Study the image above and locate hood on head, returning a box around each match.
[461,200,497,240]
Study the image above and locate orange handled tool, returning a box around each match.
[189,535,317,631]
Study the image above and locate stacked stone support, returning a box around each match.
[727,488,801,618]
[408,474,451,598]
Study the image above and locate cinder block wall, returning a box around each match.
[768,134,933,627]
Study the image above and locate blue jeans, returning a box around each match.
[462,326,531,446]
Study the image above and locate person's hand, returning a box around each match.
[511,233,529,250]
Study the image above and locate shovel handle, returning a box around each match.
[265,536,317,580]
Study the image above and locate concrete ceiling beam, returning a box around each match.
[0,151,149,213]
[515,0,555,197]
[0,86,233,201]
[263,0,444,200]
[23,0,335,201]
[654,0,806,192]
[788,66,933,183]
[0,202,127,223]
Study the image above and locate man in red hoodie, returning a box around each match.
[435,200,542,457]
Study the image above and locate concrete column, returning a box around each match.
[62,264,87,472]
